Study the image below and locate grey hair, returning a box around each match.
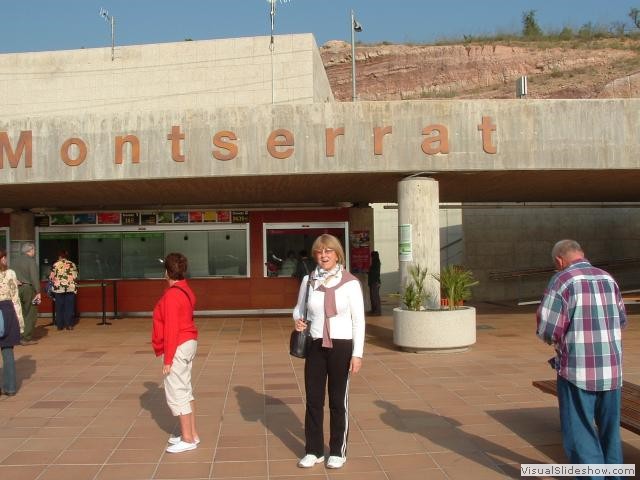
[551,239,583,260]
[21,242,35,254]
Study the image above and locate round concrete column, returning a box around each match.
[398,177,440,309]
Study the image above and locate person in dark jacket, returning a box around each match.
[0,249,24,396]
[12,242,41,345]
[294,250,315,282]
[367,251,381,316]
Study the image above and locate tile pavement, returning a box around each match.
[0,303,639,479]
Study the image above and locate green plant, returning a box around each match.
[432,265,479,310]
[401,264,429,311]
[522,10,543,39]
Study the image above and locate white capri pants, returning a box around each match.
[163,339,197,416]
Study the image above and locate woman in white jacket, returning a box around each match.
[293,234,365,470]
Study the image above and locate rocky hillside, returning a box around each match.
[320,38,640,100]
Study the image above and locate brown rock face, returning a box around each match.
[320,39,640,101]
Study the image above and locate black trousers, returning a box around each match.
[304,338,352,458]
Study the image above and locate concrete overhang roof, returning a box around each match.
[3,170,640,212]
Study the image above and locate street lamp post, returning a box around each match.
[99,8,115,61]
[350,9,362,102]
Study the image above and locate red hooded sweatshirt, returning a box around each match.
[152,280,198,366]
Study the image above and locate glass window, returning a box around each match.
[79,233,122,279]
[37,225,249,279]
[0,229,6,252]
[122,232,164,279]
[39,233,79,280]
[263,223,348,278]
[208,229,247,276]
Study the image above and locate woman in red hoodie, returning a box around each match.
[152,252,199,453]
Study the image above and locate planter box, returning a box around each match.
[392,306,476,353]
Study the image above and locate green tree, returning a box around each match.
[629,8,640,29]
[522,10,543,38]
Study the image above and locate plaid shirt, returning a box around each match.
[536,259,626,391]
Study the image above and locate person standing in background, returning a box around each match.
[294,250,315,282]
[49,250,78,331]
[536,239,626,469]
[0,249,24,396]
[367,251,381,316]
[152,252,199,453]
[12,242,41,345]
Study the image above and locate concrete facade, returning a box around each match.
[2,35,640,306]
[0,33,333,117]
[465,206,640,302]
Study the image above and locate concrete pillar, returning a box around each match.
[398,177,440,309]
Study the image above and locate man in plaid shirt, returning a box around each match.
[537,239,626,470]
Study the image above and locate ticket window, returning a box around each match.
[37,226,249,280]
[263,222,348,277]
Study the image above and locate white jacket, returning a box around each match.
[293,270,365,358]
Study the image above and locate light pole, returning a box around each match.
[269,0,276,104]
[99,7,115,61]
[350,9,363,101]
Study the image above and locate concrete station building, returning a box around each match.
[2,33,640,315]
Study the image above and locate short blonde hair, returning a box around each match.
[311,234,346,266]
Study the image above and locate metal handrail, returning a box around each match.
[489,257,640,281]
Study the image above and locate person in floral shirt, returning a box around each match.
[0,249,24,395]
[49,250,78,331]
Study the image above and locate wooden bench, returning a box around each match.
[533,380,640,435]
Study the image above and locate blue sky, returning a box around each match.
[0,0,637,53]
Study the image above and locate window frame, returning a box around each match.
[262,222,349,277]
[35,223,250,279]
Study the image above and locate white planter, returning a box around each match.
[392,306,476,353]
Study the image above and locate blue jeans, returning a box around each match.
[54,292,76,329]
[557,375,622,479]
[1,347,16,394]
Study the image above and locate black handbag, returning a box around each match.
[289,278,312,358]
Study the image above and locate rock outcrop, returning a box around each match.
[320,39,640,100]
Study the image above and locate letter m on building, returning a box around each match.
[0,131,33,168]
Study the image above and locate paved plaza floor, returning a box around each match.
[1,303,639,480]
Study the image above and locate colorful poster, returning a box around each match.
[75,213,97,225]
[141,213,157,225]
[97,212,120,224]
[350,230,370,273]
[203,211,218,222]
[121,213,140,225]
[50,214,73,225]
[157,212,173,224]
[189,211,203,223]
[216,210,231,222]
[173,212,188,223]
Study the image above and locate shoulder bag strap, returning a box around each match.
[302,276,312,327]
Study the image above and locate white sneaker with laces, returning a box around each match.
[166,440,197,453]
[326,456,346,469]
[297,454,324,468]
[168,436,200,445]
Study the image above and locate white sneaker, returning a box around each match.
[297,454,324,468]
[168,436,200,445]
[166,440,197,453]
[326,456,346,469]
